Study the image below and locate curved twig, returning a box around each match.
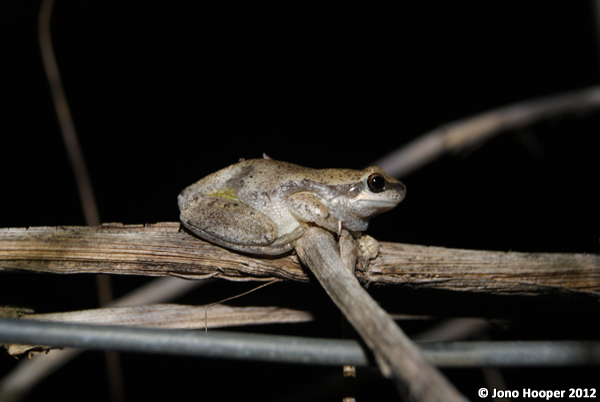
[373,86,600,177]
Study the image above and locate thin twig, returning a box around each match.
[38,1,122,399]
[204,280,279,331]
[38,0,100,227]
[373,86,600,177]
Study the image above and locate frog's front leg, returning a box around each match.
[339,229,359,273]
[179,194,279,252]
[286,192,342,234]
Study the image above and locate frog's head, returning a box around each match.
[331,166,406,232]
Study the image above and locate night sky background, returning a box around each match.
[1,2,600,401]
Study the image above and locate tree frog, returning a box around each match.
[178,157,406,255]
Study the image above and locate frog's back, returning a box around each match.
[183,159,294,200]
[185,158,364,203]
[209,159,299,190]
[232,158,364,186]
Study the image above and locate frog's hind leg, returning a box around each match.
[180,195,279,250]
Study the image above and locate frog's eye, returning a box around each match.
[367,173,386,193]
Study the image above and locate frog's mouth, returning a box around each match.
[357,199,399,208]
[355,191,405,207]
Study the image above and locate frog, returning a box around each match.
[178,157,406,255]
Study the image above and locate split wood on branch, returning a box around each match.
[1,223,598,299]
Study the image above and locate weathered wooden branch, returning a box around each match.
[1,223,598,298]
[295,227,468,402]
[362,242,600,297]
[0,223,306,282]
[19,304,312,329]
[2,304,312,356]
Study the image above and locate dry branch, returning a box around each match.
[1,223,598,298]
[3,304,312,356]
[362,242,600,296]
[20,304,312,329]
[0,222,306,282]
[295,227,468,402]
[373,85,600,177]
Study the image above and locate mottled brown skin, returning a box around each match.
[178,158,406,255]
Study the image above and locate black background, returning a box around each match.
[1,1,599,401]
